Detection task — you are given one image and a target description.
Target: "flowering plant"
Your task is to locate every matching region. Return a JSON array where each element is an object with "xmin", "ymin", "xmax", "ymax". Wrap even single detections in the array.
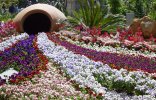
[
  {"xmin": 37, "ymin": 32, "xmax": 156, "ymax": 99},
  {"xmin": 0, "ymin": 34, "xmax": 48, "ymax": 85},
  {"xmin": 61, "ymin": 25, "xmax": 156, "ymax": 53},
  {"xmin": 47, "ymin": 32, "xmax": 156, "ymax": 73},
  {"xmin": 0, "ymin": 21, "xmax": 18, "ymax": 42}
]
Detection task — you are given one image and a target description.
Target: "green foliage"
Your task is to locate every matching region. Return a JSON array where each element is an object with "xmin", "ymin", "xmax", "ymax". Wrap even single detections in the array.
[
  {"xmin": 78, "ymin": 0, "xmax": 106, "ymax": 28},
  {"xmin": 0, "ymin": 94, "xmax": 11, "ymax": 100},
  {"xmin": 0, "ymin": 12, "xmax": 16, "ymax": 22},
  {"xmin": 148, "ymin": 12, "xmax": 156, "ymax": 20},
  {"xmin": 108, "ymin": 0, "xmax": 122, "ymax": 14},
  {"xmin": 148, "ymin": 1, "xmax": 156, "ymax": 20},
  {"xmin": 100, "ymin": 14, "xmax": 125, "ymax": 32},
  {"xmin": 18, "ymin": 0, "xmax": 28, "ymax": 8},
  {"xmin": 119, "ymin": 1, "xmax": 133, "ymax": 15},
  {"xmin": 134, "ymin": 0, "xmax": 145, "ymax": 18},
  {"xmin": 0, "ymin": 0, "xmax": 18, "ymax": 7},
  {"xmin": 67, "ymin": 0, "xmax": 125, "ymax": 32},
  {"xmin": 142, "ymin": 0, "xmax": 153, "ymax": 15},
  {"xmin": 121, "ymin": 0, "xmax": 155, "ymax": 18},
  {"xmin": 93, "ymin": 73, "xmax": 146, "ymax": 95}
]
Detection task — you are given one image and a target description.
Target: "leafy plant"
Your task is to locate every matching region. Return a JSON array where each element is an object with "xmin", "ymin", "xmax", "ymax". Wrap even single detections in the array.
[
  {"xmin": 0, "ymin": 0, "xmax": 18, "ymax": 7},
  {"xmin": 148, "ymin": 1, "xmax": 156, "ymax": 20},
  {"xmin": 124, "ymin": 0, "xmax": 154, "ymax": 18},
  {"xmin": 134, "ymin": 0, "xmax": 145, "ymax": 18},
  {"xmin": 18, "ymin": 0, "xmax": 29, "ymax": 8},
  {"xmin": 0, "ymin": 12, "xmax": 16, "ymax": 22},
  {"xmin": 0, "ymin": 94, "xmax": 11, "ymax": 100},
  {"xmin": 67, "ymin": 0, "xmax": 125, "ymax": 32},
  {"xmin": 108, "ymin": 0, "xmax": 122, "ymax": 14},
  {"xmin": 94, "ymin": 73, "xmax": 142, "ymax": 95}
]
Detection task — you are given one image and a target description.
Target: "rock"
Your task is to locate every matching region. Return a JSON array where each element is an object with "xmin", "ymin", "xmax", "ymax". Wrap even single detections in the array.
[
  {"xmin": 129, "ymin": 18, "xmax": 141, "ymax": 34},
  {"xmin": 129, "ymin": 16, "xmax": 156, "ymax": 38},
  {"xmin": 140, "ymin": 16, "xmax": 156, "ymax": 38}
]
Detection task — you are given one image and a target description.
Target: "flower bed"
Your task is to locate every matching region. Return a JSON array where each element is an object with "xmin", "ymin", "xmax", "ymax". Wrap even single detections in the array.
[
  {"xmin": 0, "ymin": 62, "xmax": 90, "ymax": 99},
  {"xmin": 0, "ymin": 33, "xmax": 28, "ymax": 52},
  {"xmin": 0, "ymin": 31, "xmax": 155, "ymax": 99},
  {"xmin": 0, "ymin": 21, "xmax": 18, "ymax": 42},
  {"xmin": 57, "ymin": 33, "xmax": 156, "ymax": 58},
  {"xmin": 37, "ymin": 32, "xmax": 156, "ymax": 99},
  {"xmin": 0, "ymin": 32, "xmax": 91, "ymax": 99},
  {"xmin": 0, "ymin": 34, "xmax": 48, "ymax": 85},
  {"xmin": 60, "ymin": 25, "xmax": 156, "ymax": 53},
  {"xmin": 47, "ymin": 33, "xmax": 156, "ymax": 73},
  {"xmin": 0, "ymin": 19, "xmax": 155, "ymax": 99}
]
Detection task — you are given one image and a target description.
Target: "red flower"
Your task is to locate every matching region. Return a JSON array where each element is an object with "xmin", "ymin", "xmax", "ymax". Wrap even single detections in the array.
[
  {"xmin": 10, "ymin": 79, "xmax": 16, "ymax": 83},
  {"xmin": 128, "ymin": 28, "xmax": 133, "ymax": 34},
  {"xmin": 98, "ymin": 93, "xmax": 103, "ymax": 96},
  {"xmin": 93, "ymin": 93, "xmax": 97, "ymax": 97},
  {"xmin": 102, "ymin": 32, "xmax": 110, "ymax": 37}
]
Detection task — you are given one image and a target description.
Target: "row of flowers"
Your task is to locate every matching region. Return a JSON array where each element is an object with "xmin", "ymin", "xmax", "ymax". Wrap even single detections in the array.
[
  {"xmin": 0, "ymin": 33, "xmax": 29, "ymax": 52},
  {"xmin": 0, "ymin": 21, "xmax": 18, "ymax": 42},
  {"xmin": 62, "ymin": 25, "xmax": 156, "ymax": 53},
  {"xmin": 56, "ymin": 32, "xmax": 156, "ymax": 58},
  {"xmin": 47, "ymin": 33, "xmax": 156, "ymax": 73},
  {"xmin": 0, "ymin": 62, "xmax": 91, "ymax": 99},
  {"xmin": 0, "ymin": 34, "xmax": 48, "ymax": 86},
  {"xmin": 0, "ymin": 33, "xmax": 89, "ymax": 99},
  {"xmin": 37, "ymin": 32, "xmax": 156, "ymax": 99}
]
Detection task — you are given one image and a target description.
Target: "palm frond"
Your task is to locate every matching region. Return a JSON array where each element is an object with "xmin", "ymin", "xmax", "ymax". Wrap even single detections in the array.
[{"xmin": 67, "ymin": 0, "xmax": 125, "ymax": 32}]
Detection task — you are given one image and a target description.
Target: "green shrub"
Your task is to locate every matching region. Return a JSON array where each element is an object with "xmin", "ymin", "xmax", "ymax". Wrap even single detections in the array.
[
  {"xmin": 148, "ymin": 1, "xmax": 156, "ymax": 20},
  {"xmin": 68, "ymin": 0, "xmax": 125, "ymax": 32},
  {"xmin": 0, "ymin": 12, "xmax": 16, "ymax": 22},
  {"xmin": 108, "ymin": 0, "xmax": 122, "ymax": 14},
  {"xmin": 93, "ymin": 73, "xmax": 146, "ymax": 95}
]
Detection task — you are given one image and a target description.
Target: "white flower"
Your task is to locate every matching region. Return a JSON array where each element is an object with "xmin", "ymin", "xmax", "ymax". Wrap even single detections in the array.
[
  {"xmin": 36, "ymin": 32, "xmax": 156, "ymax": 99},
  {"xmin": 0, "ymin": 33, "xmax": 29, "ymax": 51}
]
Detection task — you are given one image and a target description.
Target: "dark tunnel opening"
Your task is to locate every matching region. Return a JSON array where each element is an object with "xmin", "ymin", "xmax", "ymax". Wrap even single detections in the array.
[{"xmin": 23, "ymin": 13, "xmax": 51, "ymax": 35}]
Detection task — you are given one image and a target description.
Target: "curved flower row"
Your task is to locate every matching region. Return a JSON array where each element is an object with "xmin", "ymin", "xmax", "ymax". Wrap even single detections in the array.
[
  {"xmin": 0, "ymin": 62, "xmax": 90, "ymax": 99},
  {"xmin": 0, "ymin": 34, "xmax": 48, "ymax": 85},
  {"xmin": 58, "ymin": 33, "xmax": 156, "ymax": 58},
  {"xmin": 0, "ymin": 33, "xmax": 29, "ymax": 52},
  {"xmin": 37, "ymin": 32, "xmax": 156, "ymax": 99},
  {"xmin": 47, "ymin": 33, "xmax": 156, "ymax": 73}
]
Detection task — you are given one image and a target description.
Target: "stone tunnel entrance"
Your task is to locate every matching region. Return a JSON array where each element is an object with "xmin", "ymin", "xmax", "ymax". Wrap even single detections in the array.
[{"xmin": 23, "ymin": 13, "xmax": 51, "ymax": 35}]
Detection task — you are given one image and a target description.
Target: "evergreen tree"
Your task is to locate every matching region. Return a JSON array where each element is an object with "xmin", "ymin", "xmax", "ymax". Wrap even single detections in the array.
[
  {"xmin": 135, "ymin": 0, "xmax": 145, "ymax": 18},
  {"xmin": 108, "ymin": 0, "xmax": 121, "ymax": 14},
  {"xmin": 18, "ymin": 0, "xmax": 28, "ymax": 8}
]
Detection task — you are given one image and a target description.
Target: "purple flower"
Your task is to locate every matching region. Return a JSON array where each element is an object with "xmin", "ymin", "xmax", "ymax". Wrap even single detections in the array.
[{"xmin": 48, "ymin": 34, "xmax": 156, "ymax": 73}]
